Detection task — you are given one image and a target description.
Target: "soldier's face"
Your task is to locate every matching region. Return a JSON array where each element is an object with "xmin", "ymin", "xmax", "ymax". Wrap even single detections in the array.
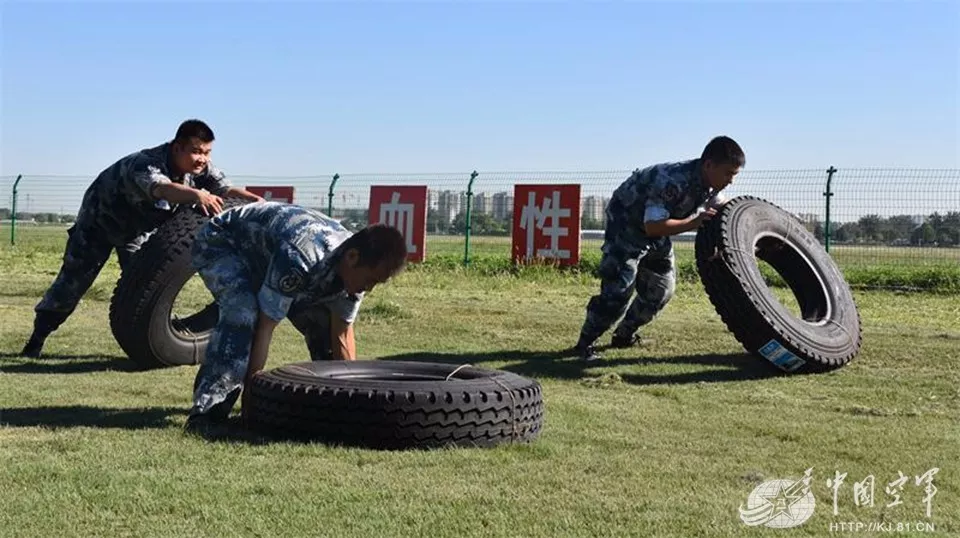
[
  {"xmin": 704, "ymin": 160, "xmax": 741, "ymax": 190},
  {"xmin": 340, "ymin": 252, "xmax": 398, "ymax": 295},
  {"xmin": 172, "ymin": 137, "xmax": 213, "ymax": 176}
]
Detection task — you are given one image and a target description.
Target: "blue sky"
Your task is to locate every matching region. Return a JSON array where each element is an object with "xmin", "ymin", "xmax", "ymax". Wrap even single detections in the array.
[{"xmin": 1, "ymin": 0, "xmax": 958, "ymax": 179}]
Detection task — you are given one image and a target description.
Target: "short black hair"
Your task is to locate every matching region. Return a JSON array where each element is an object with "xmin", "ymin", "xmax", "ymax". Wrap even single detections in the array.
[
  {"xmin": 174, "ymin": 119, "xmax": 215, "ymax": 144},
  {"xmin": 701, "ymin": 135, "xmax": 745, "ymax": 167},
  {"xmin": 339, "ymin": 224, "xmax": 408, "ymax": 274}
]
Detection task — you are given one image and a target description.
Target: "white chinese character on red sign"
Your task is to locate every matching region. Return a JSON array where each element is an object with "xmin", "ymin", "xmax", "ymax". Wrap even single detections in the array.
[{"xmin": 379, "ymin": 192, "xmax": 417, "ymax": 254}]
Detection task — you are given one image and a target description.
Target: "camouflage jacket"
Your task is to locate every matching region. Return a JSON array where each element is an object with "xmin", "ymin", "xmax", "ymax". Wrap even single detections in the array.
[
  {"xmin": 77, "ymin": 142, "xmax": 232, "ymax": 245},
  {"xmin": 194, "ymin": 201, "xmax": 363, "ymax": 324},
  {"xmin": 607, "ymin": 158, "xmax": 726, "ymax": 240}
]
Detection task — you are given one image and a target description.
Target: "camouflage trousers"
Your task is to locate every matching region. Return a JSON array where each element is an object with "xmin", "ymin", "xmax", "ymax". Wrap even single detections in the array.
[
  {"xmin": 577, "ymin": 230, "xmax": 677, "ymax": 346},
  {"xmin": 33, "ymin": 221, "xmax": 153, "ymax": 333},
  {"xmin": 189, "ymin": 229, "xmax": 333, "ymax": 419}
]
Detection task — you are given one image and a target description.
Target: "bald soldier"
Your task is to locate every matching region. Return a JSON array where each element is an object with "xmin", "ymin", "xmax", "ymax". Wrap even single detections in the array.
[
  {"xmin": 22, "ymin": 119, "xmax": 263, "ymax": 358},
  {"xmin": 574, "ymin": 136, "xmax": 746, "ymax": 362}
]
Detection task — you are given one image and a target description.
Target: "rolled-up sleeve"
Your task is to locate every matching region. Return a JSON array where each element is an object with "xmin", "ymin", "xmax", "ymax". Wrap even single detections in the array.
[
  {"xmin": 131, "ymin": 164, "xmax": 172, "ymax": 203},
  {"xmin": 197, "ymin": 164, "xmax": 232, "ymax": 196},
  {"xmin": 643, "ymin": 171, "xmax": 674, "ymax": 223},
  {"xmin": 643, "ymin": 194, "xmax": 670, "ymax": 223}
]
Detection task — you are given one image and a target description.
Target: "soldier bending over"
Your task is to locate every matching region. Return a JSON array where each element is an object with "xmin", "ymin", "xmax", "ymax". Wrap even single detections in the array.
[{"xmin": 184, "ymin": 201, "xmax": 408, "ymax": 432}]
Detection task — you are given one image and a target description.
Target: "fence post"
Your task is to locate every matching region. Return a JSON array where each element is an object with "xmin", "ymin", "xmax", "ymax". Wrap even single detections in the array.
[
  {"xmin": 464, "ymin": 170, "xmax": 478, "ymax": 266},
  {"xmin": 11, "ymin": 174, "xmax": 22, "ymax": 246},
  {"xmin": 823, "ymin": 166, "xmax": 836, "ymax": 253},
  {"xmin": 328, "ymin": 173, "xmax": 339, "ymax": 217}
]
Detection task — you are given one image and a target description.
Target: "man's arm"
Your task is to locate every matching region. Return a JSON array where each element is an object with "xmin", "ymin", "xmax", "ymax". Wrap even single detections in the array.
[
  {"xmin": 241, "ymin": 310, "xmax": 280, "ymax": 416},
  {"xmin": 644, "ymin": 209, "xmax": 716, "ymax": 237},
  {"xmin": 197, "ymin": 164, "xmax": 265, "ymax": 203},
  {"xmin": 330, "ymin": 316, "xmax": 357, "ymax": 360},
  {"xmin": 130, "ymin": 164, "xmax": 224, "ymax": 216},
  {"xmin": 641, "ymin": 170, "xmax": 721, "ymax": 238},
  {"xmin": 246, "ymin": 310, "xmax": 280, "ymax": 381},
  {"xmin": 151, "ymin": 182, "xmax": 224, "ymax": 216}
]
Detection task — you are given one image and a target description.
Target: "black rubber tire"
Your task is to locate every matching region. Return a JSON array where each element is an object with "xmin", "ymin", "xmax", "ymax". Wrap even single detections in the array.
[
  {"xmin": 694, "ymin": 195, "xmax": 862, "ymax": 373},
  {"xmin": 244, "ymin": 360, "xmax": 545, "ymax": 449},
  {"xmin": 109, "ymin": 197, "xmax": 249, "ymax": 369}
]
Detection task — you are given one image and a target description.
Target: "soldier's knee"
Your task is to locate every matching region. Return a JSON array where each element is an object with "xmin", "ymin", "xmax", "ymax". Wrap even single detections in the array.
[
  {"xmin": 661, "ymin": 277, "xmax": 676, "ymax": 306},
  {"xmin": 649, "ymin": 273, "xmax": 676, "ymax": 308},
  {"xmin": 597, "ymin": 254, "xmax": 637, "ymax": 291},
  {"xmin": 587, "ymin": 291, "xmax": 630, "ymax": 316}
]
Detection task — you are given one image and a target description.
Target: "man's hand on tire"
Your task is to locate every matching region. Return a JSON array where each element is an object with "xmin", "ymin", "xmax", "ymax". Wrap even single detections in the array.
[
  {"xmin": 698, "ymin": 207, "xmax": 718, "ymax": 222},
  {"xmin": 195, "ymin": 191, "xmax": 224, "ymax": 216}
]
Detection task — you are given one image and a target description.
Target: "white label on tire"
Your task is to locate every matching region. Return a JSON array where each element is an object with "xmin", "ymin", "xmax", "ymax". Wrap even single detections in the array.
[{"xmin": 758, "ymin": 340, "xmax": 807, "ymax": 372}]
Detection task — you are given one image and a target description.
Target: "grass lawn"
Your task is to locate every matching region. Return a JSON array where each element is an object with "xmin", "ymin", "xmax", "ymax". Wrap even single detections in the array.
[{"xmin": 1, "ymin": 228, "xmax": 958, "ymax": 537}]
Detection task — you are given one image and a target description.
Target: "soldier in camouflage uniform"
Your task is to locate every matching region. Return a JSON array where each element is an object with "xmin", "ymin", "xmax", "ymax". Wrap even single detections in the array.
[
  {"xmin": 574, "ymin": 136, "xmax": 746, "ymax": 362},
  {"xmin": 184, "ymin": 201, "xmax": 408, "ymax": 432},
  {"xmin": 21, "ymin": 119, "xmax": 264, "ymax": 358}
]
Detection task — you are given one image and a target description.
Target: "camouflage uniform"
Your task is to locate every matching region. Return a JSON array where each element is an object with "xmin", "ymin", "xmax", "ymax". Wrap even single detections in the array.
[
  {"xmin": 188, "ymin": 201, "xmax": 363, "ymax": 420},
  {"xmin": 28, "ymin": 142, "xmax": 232, "ymax": 341},
  {"xmin": 576, "ymin": 158, "xmax": 726, "ymax": 354}
]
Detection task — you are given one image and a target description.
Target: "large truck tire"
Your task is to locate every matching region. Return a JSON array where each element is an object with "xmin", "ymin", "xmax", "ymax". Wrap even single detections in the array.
[
  {"xmin": 244, "ymin": 360, "xmax": 545, "ymax": 449},
  {"xmin": 109, "ymin": 197, "xmax": 250, "ymax": 369},
  {"xmin": 694, "ymin": 195, "xmax": 862, "ymax": 373}
]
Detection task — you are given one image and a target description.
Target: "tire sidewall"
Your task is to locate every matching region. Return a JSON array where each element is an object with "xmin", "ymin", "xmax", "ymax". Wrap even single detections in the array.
[{"xmin": 721, "ymin": 199, "xmax": 861, "ymax": 368}]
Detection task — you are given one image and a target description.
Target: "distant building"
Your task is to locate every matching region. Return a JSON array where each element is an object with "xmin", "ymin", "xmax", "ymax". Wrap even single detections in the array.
[
  {"xmin": 437, "ymin": 190, "xmax": 462, "ymax": 223},
  {"xmin": 473, "ymin": 192, "xmax": 490, "ymax": 215},
  {"xmin": 581, "ymin": 196, "xmax": 607, "ymax": 224},
  {"xmin": 492, "ymin": 191, "xmax": 514, "ymax": 220}
]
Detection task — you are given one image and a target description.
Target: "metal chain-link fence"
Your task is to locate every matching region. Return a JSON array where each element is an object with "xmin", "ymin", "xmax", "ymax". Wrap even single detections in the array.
[{"xmin": 3, "ymin": 167, "xmax": 959, "ymax": 272}]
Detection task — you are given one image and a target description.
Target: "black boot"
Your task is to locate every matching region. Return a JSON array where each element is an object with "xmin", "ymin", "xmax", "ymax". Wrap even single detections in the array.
[
  {"xmin": 21, "ymin": 311, "xmax": 70, "ymax": 358},
  {"xmin": 21, "ymin": 332, "xmax": 47, "ymax": 358},
  {"xmin": 573, "ymin": 335, "xmax": 602, "ymax": 362}
]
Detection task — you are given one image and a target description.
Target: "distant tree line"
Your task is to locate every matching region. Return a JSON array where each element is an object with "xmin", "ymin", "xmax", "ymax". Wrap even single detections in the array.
[
  {"xmin": 801, "ymin": 212, "xmax": 960, "ymax": 247},
  {"xmin": 0, "ymin": 208, "xmax": 76, "ymax": 224}
]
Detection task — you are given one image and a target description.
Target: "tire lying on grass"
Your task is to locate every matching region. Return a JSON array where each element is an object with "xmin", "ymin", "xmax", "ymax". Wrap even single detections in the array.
[
  {"xmin": 694, "ymin": 195, "xmax": 862, "ymax": 373},
  {"xmin": 244, "ymin": 360, "xmax": 545, "ymax": 449},
  {"xmin": 109, "ymin": 197, "xmax": 250, "ymax": 369}
]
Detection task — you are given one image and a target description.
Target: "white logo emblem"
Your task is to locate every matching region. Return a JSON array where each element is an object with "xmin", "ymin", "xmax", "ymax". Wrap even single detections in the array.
[
  {"xmin": 739, "ymin": 468, "xmax": 816, "ymax": 528},
  {"xmin": 278, "ymin": 269, "xmax": 305, "ymax": 293}
]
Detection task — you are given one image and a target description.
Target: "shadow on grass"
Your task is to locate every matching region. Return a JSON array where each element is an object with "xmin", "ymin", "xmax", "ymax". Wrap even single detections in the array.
[
  {"xmin": 0, "ymin": 404, "xmax": 272, "ymax": 445},
  {"xmin": 0, "ymin": 353, "xmax": 142, "ymax": 374},
  {"xmin": 375, "ymin": 349, "xmax": 784, "ymax": 385},
  {"xmin": 189, "ymin": 351, "xmax": 784, "ymax": 447},
  {"xmin": 0, "ymin": 405, "xmax": 186, "ymax": 429}
]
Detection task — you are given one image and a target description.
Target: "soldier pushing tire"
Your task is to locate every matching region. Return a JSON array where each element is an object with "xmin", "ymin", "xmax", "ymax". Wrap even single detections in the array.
[
  {"xmin": 694, "ymin": 195, "xmax": 863, "ymax": 373},
  {"xmin": 20, "ymin": 119, "xmax": 264, "ymax": 360},
  {"xmin": 109, "ymin": 197, "xmax": 251, "ymax": 369}
]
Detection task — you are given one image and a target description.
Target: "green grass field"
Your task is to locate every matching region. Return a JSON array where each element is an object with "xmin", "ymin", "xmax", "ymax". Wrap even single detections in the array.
[{"xmin": 1, "ymin": 227, "xmax": 958, "ymax": 537}]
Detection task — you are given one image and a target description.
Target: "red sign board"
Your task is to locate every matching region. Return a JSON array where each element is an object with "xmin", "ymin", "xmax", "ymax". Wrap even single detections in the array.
[
  {"xmin": 368, "ymin": 185, "xmax": 428, "ymax": 263},
  {"xmin": 512, "ymin": 184, "xmax": 581, "ymax": 266},
  {"xmin": 244, "ymin": 186, "xmax": 295, "ymax": 204}
]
